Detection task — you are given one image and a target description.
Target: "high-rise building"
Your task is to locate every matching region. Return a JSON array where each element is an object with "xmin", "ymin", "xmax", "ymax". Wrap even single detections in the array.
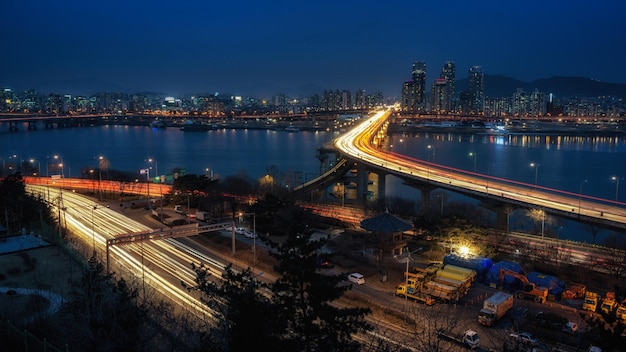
[
  {"xmin": 467, "ymin": 66, "xmax": 484, "ymax": 115},
  {"xmin": 401, "ymin": 61, "xmax": 427, "ymax": 113},
  {"xmin": 431, "ymin": 78, "xmax": 448, "ymax": 114},
  {"xmin": 440, "ymin": 61, "xmax": 455, "ymax": 113}
]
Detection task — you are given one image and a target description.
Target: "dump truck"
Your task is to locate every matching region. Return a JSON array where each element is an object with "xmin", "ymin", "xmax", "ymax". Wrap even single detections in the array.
[
  {"xmin": 403, "ymin": 271, "xmax": 463, "ymax": 301},
  {"xmin": 422, "ymin": 280, "xmax": 462, "ymax": 302},
  {"xmin": 437, "ymin": 329, "xmax": 480, "ymax": 349},
  {"xmin": 478, "ymin": 291, "xmax": 514, "ymax": 326},
  {"xmin": 435, "ymin": 268, "xmax": 472, "ymax": 291},
  {"xmin": 615, "ymin": 299, "xmax": 626, "ymax": 324},
  {"xmin": 500, "ymin": 268, "xmax": 548, "ymax": 303},
  {"xmin": 600, "ymin": 292, "xmax": 618, "ymax": 315},
  {"xmin": 195, "ymin": 210, "xmax": 210, "ymax": 221},
  {"xmin": 413, "ymin": 265, "xmax": 472, "ymax": 293},
  {"xmin": 395, "ymin": 283, "xmax": 436, "ymax": 305},
  {"xmin": 582, "ymin": 291, "xmax": 599, "ymax": 312},
  {"xmin": 562, "ymin": 283, "xmax": 586, "ymax": 300},
  {"xmin": 431, "ymin": 263, "xmax": 477, "ymax": 283}
]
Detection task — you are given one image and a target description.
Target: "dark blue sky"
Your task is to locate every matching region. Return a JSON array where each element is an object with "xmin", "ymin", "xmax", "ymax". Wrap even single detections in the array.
[{"xmin": 2, "ymin": 0, "xmax": 625, "ymax": 98}]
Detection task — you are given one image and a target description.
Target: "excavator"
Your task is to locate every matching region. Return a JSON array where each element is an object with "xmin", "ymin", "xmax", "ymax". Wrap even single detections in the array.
[{"xmin": 499, "ymin": 268, "xmax": 548, "ymax": 304}]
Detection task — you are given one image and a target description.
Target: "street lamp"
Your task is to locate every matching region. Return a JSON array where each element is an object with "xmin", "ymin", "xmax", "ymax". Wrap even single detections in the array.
[
  {"xmin": 29, "ymin": 158, "xmax": 41, "ymax": 177},
  {"xmin": 239, "ymin": 212, "xmax": 257, "ymax": 267},
  {"xmin": 394, "ymin": 247, "xmax": 415, "ymax": 321},
  {"xmin": 612, "ymin": 176, "xmax": 620, "ymax": 201},
  {"xmin": 91, "ymin": 205, "xmax": 98, "ymax": 259},
  {"xmin": 427, "ymin": 145, "xmax": 435, "ymax": 162},
  {"xmin": 578, "ymin": 180, "xmax": 588, "ymax": 215},
  {"xmin": 436, "ymin": 194, "xmax": 444, "ymax": 215},
  {"xmin": 530, "ymin": 162, "xmax": 540, "ymax": 188},
  {"xmin": 9, "ymin": 154, "xmax": 22, "ymax": 173},
  {"xmin": 148, "ymin": 158, "xmax": 158, "ymax": 182},
  {"xmin": 336, "ymin": 182, "xmax": 345, "ymax": 207},
  {"xmin": 468, "ymin": 152, "xmax": 477, "ymax": 172}
]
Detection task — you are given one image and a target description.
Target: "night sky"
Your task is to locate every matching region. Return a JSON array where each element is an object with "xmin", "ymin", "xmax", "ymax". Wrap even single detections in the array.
[{"xmin": 2, "ymin": 0, "xmax": 625, "ymax": 98}]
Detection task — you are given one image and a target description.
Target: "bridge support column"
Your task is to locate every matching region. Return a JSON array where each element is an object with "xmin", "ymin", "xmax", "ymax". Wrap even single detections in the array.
[
  {"xmin": 356, "ymin": 164, "xmax": 368, "ymax": 203},
  {"xmin": 421, "ymin": 188, "xmax": 431, "ymax": 208},
  {"xmin": 495, "ymin": 208, "xmax": 509, "ymax": 232},
  {"xmin": 376, "ymin": 171, "xmax": 386, "ymax": 200}
]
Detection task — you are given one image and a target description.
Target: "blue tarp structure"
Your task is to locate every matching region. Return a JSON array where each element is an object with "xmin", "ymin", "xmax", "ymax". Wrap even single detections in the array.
[
  {"xmin": 443, "ymin": 254, "xmax": 493, "ymax": 283},
  {"xmin": 485, "ymin": 261, "xmax": 524, "ymax": 290},
  {"xmin": 527, "ymin": 271, "xmax": 565, "ymax": 298}
]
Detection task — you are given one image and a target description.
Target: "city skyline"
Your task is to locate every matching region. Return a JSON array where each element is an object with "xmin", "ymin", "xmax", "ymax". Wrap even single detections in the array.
[{"xmin": 2, "ymin": 1, "xmax": 626, "ymax": 98}]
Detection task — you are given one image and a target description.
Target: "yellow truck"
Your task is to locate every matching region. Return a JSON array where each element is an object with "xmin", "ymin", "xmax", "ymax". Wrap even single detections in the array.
[
  {"xmin": 582, "ymin": 291, "xmax": 599, "ymax": 312},
  {"xmin": 600, "ymin": 292, "xmax": 618, "ymax": 315},
  {"xmin": 395, "ymin": 282, "xmax": 436, "ymax": 306},
  {"xmin": 615, "ymin": 300, "xmax": 626, "ymax": 324}
]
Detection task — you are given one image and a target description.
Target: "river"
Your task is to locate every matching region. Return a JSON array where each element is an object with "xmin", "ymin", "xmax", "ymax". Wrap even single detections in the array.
[{"xmin": 1, "ymin": 121, "xmax": 625, "ymax": 243}]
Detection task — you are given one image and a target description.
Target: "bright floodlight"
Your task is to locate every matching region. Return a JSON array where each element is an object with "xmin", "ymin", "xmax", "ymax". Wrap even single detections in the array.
[{"xmin": 459, "ymin": 246, "xmax": 470, "ymax": 257}]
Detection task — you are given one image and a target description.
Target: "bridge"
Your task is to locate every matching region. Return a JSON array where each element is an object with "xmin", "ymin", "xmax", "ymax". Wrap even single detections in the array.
[{"xmin": 294, "ymin": 110, "xmax": 626, "ymax": 232}]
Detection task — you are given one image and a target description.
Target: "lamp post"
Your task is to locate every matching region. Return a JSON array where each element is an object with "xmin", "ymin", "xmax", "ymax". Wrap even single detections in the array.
[
  {"xmin": 148, "ymin": 158, "xmax": 157, "ymax": 182},
  {"xmin": 612, "ymin": 176, "xmax": 620, "ymax": 201},
  {"xmin": 147, "ymin": 166, "xmax": 151, "ymax": 199},
  {"xmin": 579, "ymin": 180, "xmax": 588, "ymax": 215},
  {"xmin": 9, "ymin": 154, "xmax": 22, "ymax": 173},
  {"xmin": 427, "ymin": 145, "xmax": 435, "ymax": 162},
  {"xmin": 29, "ymin": 159, "xmax": 41, "ymax": 177},
  {"xmin": 436, "ymin": 194, "xmax": 444, "ymax": 215},
  {"xmin": 469, "ymin": 152, "xmax": 477, "ymax": 172},
  {"xmin": 530, "ymin": 162, "xmax": 540, "ymax": 189},
  {"xmin": 91, "ymin": 205, "xmax": 97, "ymax": 259},
  {"xmin": 336, "ymin": 182, "xmax": 345, "ymax": 207},
  {"xmin": 541, "ymin": 210, "xmax": 546, "ymax": 239},
  {"xmin": 239, "ymin": 212, "xmax": 257, "ymax": 267},
  {"xmin": 394, "ymin": 247, "xmax": 415, "ymax": 322}
]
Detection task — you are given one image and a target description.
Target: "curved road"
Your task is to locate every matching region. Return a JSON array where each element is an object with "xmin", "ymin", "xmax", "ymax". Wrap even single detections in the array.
[{"xmin": 334, "ymin": 110, "xmax": 626, "ymax": 231}]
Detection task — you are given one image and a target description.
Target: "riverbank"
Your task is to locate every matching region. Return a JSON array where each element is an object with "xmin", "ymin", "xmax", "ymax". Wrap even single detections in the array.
[{"xmin": 389, "ymin": 120, "xmax": 626, "ymax": 136}]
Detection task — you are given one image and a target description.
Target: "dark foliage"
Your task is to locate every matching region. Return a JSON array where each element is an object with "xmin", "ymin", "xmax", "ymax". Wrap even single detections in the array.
[{"xmin": 0, "ymin": 172, "xmax": 54, "ymax": 234}]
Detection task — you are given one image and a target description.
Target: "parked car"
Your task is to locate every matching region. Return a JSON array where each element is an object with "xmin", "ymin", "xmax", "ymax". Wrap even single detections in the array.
[
  {"xmin": 509, "ymin": 331, "xmax": 539, "ymax": 345},
  {"xmin": 244, "ymin": 230, "xmax": 257, "ymax": 239},
  {"xmin": 562, "ymin": 321, "xmax": 579, "ymax": 334},
  {"xmin": 348, "ymin": 273, "xmax": 365, "ymax": 285}
]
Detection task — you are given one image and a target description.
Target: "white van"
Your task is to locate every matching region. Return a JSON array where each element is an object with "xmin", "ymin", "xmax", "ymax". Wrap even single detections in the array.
[{"xmin": 348, "ymin": 273, "xmax": 365, "ymax": 285}]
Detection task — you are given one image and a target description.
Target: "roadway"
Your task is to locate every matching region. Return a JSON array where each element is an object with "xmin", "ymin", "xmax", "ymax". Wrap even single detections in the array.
[
  {"xmin": 333, "ymin": 110, "xmax": 626, "ymax": 232},
  {"xmin": 26, "ymin": 184, "xmax": 226, "ymax": 321}
]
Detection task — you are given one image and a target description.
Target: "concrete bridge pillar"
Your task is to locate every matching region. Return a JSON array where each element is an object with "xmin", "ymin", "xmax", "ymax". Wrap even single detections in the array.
[
  {"xmin": 495, "ymin": 208, "xmax": 510, "ymax": 232},
  {"xmin": 357, "ymin": 164, "xmax": 368, "ymax": 203},
  {"xmin": 421, "ymin": 188, "xmax": 431, "ymax": 208},
  {"xmin": 376, "ymin": 171, "xmax": 386, "ymax": 200}
]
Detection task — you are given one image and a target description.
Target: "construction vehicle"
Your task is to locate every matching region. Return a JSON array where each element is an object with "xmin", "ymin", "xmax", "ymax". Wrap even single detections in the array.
[
  {"xmin": 615, "ymin": 299, "xmax": 626, "ymax": 324},
  {"xmin": 400, "ymin": 272, "xmax": 463, "ymax": 302},
  {"xmin": 562, "ymin": 283, "xmax": 586, "ymax": 300},
  {"xmin": 437, "ymin": 329, "xmax": 480, "ymax": 349},
  {"xmin": 429, "ymin": 263, "xmax": 477, "ymax": 283},
  {"xmin": 412, "ymin": 265, "xmax": 472, "ymax": 293},
  {"xmin": 395, "ymin": 284, "xmax": 436, "ymax": 305},
  {"xmin": 404, "ymin": 268, "xmax": 467, "ymax": 302},
  {"xmin": 582, "ymin": 291, "xmax": 599, "ymax": 312},
  {"xmin": 422, "ymin": 280, "xmax": 462, "ymax": 301},
  {"xmin": 195, "ymin": 210, "xmax": 210, "ymax": 221},
  {"xmin": 435, "ymin": 268, "xmax": 472, "ymax": 292},
  {"xmin": 499, "ymin": 268, "xmax": 548, "ymax": 303},
  {"xmin": 600, "ymin": 292, "xmax": 618, "ymax": 315},
  {"xmin": 478, "ymin": 291, "xmax": 514, "ymax": 326}
]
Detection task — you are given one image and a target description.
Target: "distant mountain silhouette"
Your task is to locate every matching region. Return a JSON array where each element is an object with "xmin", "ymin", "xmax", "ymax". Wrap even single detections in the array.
[{"xmin": 456, "ymin": 75, "xmax": 626, "ymax": 99}]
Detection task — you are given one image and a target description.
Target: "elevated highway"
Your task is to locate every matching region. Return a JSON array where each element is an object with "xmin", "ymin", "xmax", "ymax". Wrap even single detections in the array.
[{"xmin": 306, "ymin": 109, "xmax": 626, "ymax": 232}]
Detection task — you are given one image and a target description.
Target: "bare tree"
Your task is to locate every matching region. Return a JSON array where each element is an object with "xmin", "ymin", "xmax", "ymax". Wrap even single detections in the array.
[
  {"xmin": 584, "ymin": 223, "xmax": 603, "ymax": 244},
  {"xmin": 600, "ymin": 233, "xmax": 626, "ymax": 288}
]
